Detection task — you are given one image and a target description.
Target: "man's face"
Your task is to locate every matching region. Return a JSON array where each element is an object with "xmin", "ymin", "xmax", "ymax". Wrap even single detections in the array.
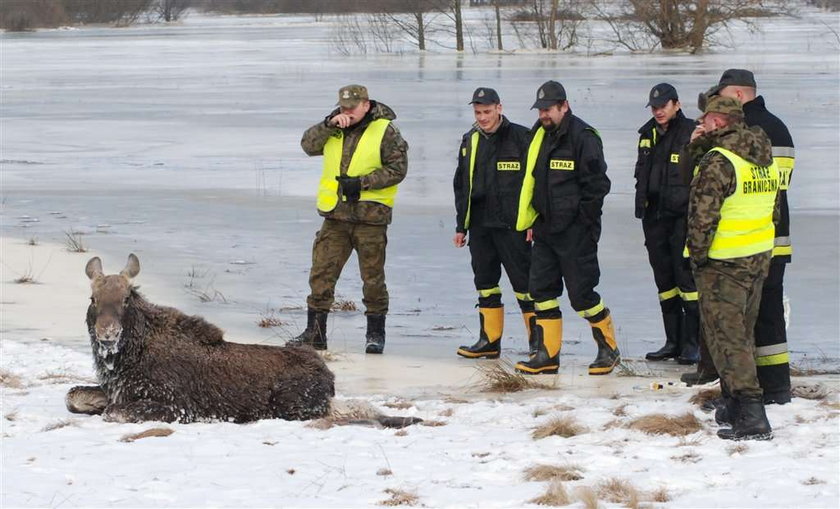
[
  {"xmin": 538, "ymin": 102, "xmax": 568, "ymax": 129},
  {"xmin": 339, "ymin": 100, "xmax": 371, "ymax": 126},
  {"xmin": 473, "ymin": 103, "xmax": 502, "ymax": 132},
  {"xmin": 651, "ymin": 100, "xmax": 681, "ymax": 127}
]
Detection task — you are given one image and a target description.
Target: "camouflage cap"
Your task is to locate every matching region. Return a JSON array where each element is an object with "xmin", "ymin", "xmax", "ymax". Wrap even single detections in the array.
[
  {"xmin": 337, "ymin": 84, "xmax": 369, "ymax": 108},
  {"xmin": 701, "ymin": 95, "xmax": 744, "ymax": 119}
]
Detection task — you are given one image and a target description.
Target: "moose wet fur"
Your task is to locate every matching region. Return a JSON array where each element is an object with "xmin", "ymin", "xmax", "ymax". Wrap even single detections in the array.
[{"xmin": 67, "ymin": 254, "xmax": 336, "ymax": 424}]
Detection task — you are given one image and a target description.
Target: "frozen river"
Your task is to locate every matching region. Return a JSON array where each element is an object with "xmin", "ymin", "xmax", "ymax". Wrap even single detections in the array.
[{"xmin": 2, "ymin": 11, "xmax": 839, "ymax": 366}]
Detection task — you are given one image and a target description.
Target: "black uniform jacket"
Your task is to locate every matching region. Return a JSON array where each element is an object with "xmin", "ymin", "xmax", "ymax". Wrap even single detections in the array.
[
  {"xmin": 454, "ymin": 116, "xmax": 530, "ymax": 233},
  {"xmin": 530, "ymin": 111, "xmax": 611, "ymax": 235},
  {"xmin": 744, "ymin": 96, "xmax": 795, "ymax": 264},
  {"xmin": 634, "ymin": 109, "xmax": 695, "ymax": 219}
]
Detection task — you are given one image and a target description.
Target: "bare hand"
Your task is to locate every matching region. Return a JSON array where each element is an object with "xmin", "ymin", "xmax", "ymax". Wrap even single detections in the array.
[
  {"xmin": 690, "ymin": 125, "xmax": 706, "ymax": 142},
  {"xmin": 330, "ymin": 113, "xmax": 354, "ymax": 129},
  {"xmin": 453, "ymin": 232, "xmax": 467, "ymax": 247},
  {"xmin": 526, "ymin": 229, "xmax": 534, "ymax": 243}
]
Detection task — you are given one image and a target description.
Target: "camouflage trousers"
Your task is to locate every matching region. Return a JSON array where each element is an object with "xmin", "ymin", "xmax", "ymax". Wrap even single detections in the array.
[
  {"xmin": 694, "ymin": 252, "xmax": 771, "ymax": 399},
  {"xmin": 306, "ymin": 219, "xmax": 388, "ymax": 315}
]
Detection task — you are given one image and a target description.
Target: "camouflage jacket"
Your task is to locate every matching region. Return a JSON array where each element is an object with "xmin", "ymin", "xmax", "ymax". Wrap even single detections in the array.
[
  {"xmin": 301, "ymin": 101, "xmax": 409, "ymax": 225},
  {"xmin": 686, "ymin": 121, "xmax": 779, "ymax": 269}
]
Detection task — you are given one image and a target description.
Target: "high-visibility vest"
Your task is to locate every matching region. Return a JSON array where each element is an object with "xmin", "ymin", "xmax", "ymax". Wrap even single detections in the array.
[
  {"xmin": 703, "ymin": 147, "xmax": 780, "ymax": 260},
  {"xmin": 462, "ymin": 131, "xmax": 480, "ymax": 230},
  {"xmin": 317, "ymin": 118, "xmax": 397, "ymax": 213},
  {"xmin": 515, "ymin": 126, "xmax": 545, "ymax": 231}
]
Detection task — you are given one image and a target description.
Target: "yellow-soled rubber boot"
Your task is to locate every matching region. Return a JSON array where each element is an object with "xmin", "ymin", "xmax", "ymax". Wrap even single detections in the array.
[
  {"xmin": 457, "ymin": 306, "xmax": 504, "ymax": 359},
  {"xmin": 588, "ymin": 312, "xmax": 620, "ymax": 375},
  {"xmin": 515, "ymin": 317, "xmax": 562, "ymax": 375},
  {"xmin": 522, "ymin": 311, "xmax": 536, "ymax": 357}
]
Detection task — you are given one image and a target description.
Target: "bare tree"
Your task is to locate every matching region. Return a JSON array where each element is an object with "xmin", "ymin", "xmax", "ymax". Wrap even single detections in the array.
[
  {"xmin": 591, "ymin": 0, "xmax": 789, "ymax": 53},
  {"xmin": 153, "ymin": 0, "xmax": 191, "ymax": 22},
  {"xmin": 330, "ymin": 14, "xmax": 369, "ymax": 55},
  {"xmin": 508, "ymin": 0, "xmax": 584, "ymax": 50},
  {"xmin": 379, "ymin": 1, "xmax": 441, "ymax": 51},
  {"xmin": 494, "ymin": 0, "xmax": 504, "ymax": 50}
]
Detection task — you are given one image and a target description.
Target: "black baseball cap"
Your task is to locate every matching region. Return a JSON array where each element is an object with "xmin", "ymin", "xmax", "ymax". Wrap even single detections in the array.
[
  {"xmin": 531, "ymin": 80, "xmax": 566, "ymax": 109},
  {"xmin": 708, "ymin": 68, "xmax": 757, "ymax": 96},
  {"xmin": 646, "ymin": 83, "xmax": 678, "ymax": 107},
  {"xmin": 469, "ymin": 87, "xmax": 500, "ymax": 105}
]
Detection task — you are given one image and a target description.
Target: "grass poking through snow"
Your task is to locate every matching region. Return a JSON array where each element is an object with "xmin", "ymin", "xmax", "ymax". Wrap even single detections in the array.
[
  {"xmin": 378, "ymin": 488, "xmax": 419, "ymax": 506},
  {"xmin": 627, "ymin": 412, "xmax": 703, "ymax": 436},
  {"xmin": 689, "ymin": 387, "xmax": 722, "ymax": 407},
  {"xmin": 475, "ymin": 359, "xmax": 556, "ymax": 393},
  {"xmin": 532, "ymin": 415, "xmax": 587, "ymax": 439},
  {"xmin": 120, "ymin": 427, "xmax": 174, "ymax": 442},
  {"xmin": 0, "ymin": 369, "xmax": 25, "ymax": 389},
  {"xmin": 523, "ymin": 464, "xmax": 584, "ymax": 482},
  {"xmin": 529, "ymin": 480, "xmax": 571, "ymax": 506}
]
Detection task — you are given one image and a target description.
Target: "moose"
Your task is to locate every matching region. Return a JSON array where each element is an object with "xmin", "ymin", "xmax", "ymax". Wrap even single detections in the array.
[{"xmin": 66, "ymin": 254, "xmax": 419, "ymax": 427}]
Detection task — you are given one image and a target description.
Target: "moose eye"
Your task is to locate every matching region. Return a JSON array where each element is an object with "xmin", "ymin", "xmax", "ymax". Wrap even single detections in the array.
[{"xmin": 90, "ymin": 297, "xmax": 96, "ymax": 305}]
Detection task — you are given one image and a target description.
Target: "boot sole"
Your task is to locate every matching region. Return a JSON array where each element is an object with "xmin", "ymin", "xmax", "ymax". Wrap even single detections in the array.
[
  {"xmin": 514, "ymin": 364, "xmax": 559, "ymax": 375},
  {"xmin": 645, "ymin": 354, "xmax": 679, "ymax": 361},
  {"xmin": 589, "ymin": 358, "xmax": 620, "ymax": 376},
  {"xmin": 718, "ymin": 430, "xmax": 773, "ymax": 441},
  {"xmin": 456, "ymin": 348, "xmax": 500, "ymax": 359}
]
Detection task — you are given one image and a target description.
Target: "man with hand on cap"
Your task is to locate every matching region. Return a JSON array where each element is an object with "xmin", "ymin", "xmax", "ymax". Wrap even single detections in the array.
[
  {"xmin": 634, "ymin": 83, "xmax": 700, "ymax": 366},
  {"xmin": 686, "ymin": 95, "xmax": 780, "ymax": 440},
  {"xmin": 453, "ymin": 87, "xmax": 533, "ymax": 359},
  {"xmin": 294, "ymin": 84, "xmax": 408, "ymax": 354},
  {"xmin": 513, "ymin": 80, "xmax": 618, "ymax": 376},
  {"xmin": 687, "ymin": 69, "xmax": 795, "ymax": 405}
]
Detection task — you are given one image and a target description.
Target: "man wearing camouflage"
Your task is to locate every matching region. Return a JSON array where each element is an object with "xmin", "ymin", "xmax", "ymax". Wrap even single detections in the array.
[
  {"xmin": 292, "ymin": 84, "xmax": 408, "ymax": 354},
  {"xmin": 686, "ymin": 95, "xmax": 780, "ymax": 441}
]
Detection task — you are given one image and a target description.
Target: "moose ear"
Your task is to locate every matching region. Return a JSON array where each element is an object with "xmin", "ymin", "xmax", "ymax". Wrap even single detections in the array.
[
  {"xmin": 121, "ymin": 253, "xmax": 140, "ymax": 279},
  {"xmin": 85, "ymin": 257, "xmax": 103, "ymax": 280}
]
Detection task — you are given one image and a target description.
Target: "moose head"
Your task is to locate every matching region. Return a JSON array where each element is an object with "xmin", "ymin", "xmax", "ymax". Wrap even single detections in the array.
[{"xmin": 85, "ymin": 254, "xmax": 140, "ymax": 357}]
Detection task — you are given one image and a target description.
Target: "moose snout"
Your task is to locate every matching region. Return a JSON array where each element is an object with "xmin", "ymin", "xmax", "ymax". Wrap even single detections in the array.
[{"xmin": 96, "ymin": 324, "xmax": 123, "ymax": 345}]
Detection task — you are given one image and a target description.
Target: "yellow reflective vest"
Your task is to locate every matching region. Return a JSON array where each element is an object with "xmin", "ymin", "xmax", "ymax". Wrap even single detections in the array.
[
  {"xmin": 515, "ymin": 126, "xmax": 545, "ymax": 231},
  {"xmin": 702, "ymin": 147, "xmax": 780, "ymax": 260},
  {"xmin": 317, "ymin": 118, "xmax": 397, "ymax": 213}
]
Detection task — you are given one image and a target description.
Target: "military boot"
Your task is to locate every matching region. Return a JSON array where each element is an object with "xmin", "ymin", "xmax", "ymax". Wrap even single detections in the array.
[
  {"xmin": 522, "ymin": 311, "xmax": 536, "ymax": 357},
  {"xmin": 677, "ymin": 302, "xmax": 699, "ymax": 364},
  {"xmin": 457, "ymin": 306, "xmax": 504, "ymax": 359},
  {"xmin": 645, "ymin": 311, "xmax": 681, "ymax": 361},
  {"xmin": 365, "ymin": 314, "xmax": 386, "ymax": 354},
  {"xmin": 717, "ymin": 397, "xmax": 773, "ymax": 441},
  {"xmin": 680, "ymin": 331, "xmax": 719, "ymax": 385},
  {"xmin": 515, "ymin": 316, "xmax": 562, "ymax": 375},
  {"xmin": 288, "ymin": 309, "xmax": 328, "ymax": 350},
  {"xmin": 588, "ymin": 311, "xmax": 620, "ymax": 375}
]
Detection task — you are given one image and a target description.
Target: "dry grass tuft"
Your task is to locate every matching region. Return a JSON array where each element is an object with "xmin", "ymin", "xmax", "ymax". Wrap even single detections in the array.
[
  {"xmin": 331, "ymin": 299, "xmax": 357, "ymax": 312},
  {"xmin": 378, "ymin": 488, "xmax": 419, "ymax": 506},
  {"xmin": 438, "ymin": 408, "xmax": 453, "ymax": 417},
  {"xmin": 612, "ymin": 404, "xmax": 629, "ymax": 417},
  {"xmin": 443, "ymin": 396, "xmax": 468, "ymax": 404},
  {"xmin": 596, "ymin": 478, "xmax": 641, "ymax": 505},
  {"xmin": 383, "ymin": 400, "xmax": 414, "ymax": 410},
  {"xmin": 318, "ymin": 350, "xmax": 343, "ymax": 363},
  {"xmin": 529, "ymin": 480, "xmax": 571, "ymax": 506},
  {"xmin": 650, "ymin": 486, "xmax": 670, "ymax": 502},
  {"xmin": 602, "ymin": 419, "xmax": 624, "ymax": 430},
  {"xmin": 792, "ymin": 384, "xmax": 833, "ymax": 400},
  {"xmin": 802, "ymin": 477, "xmax": 826, "ymax": 485},
  {"xmin": 688, "ymin": 387, "xmax": 722, "ymax": 406},
  {"xmin": 38, "ymin": 371, "xmax": 92, "ymax": 385},
  {"xmin": 677, "ymin": 435, "xmax": 704, "ymax": 447},
  {"xmin": 257, "ymin": 316, "xmax": 285, "ymax": 328},
  {"xmin": 306, "ymin": 419, "xmax": 334, "ymax": 430},
  {"xmin": 41, "ymin": 419, "xmax": 76, "ymax": 432},
  {"xmin": 64, "ymin": 230, "xmax": 87, "ymax": 253},
  {"xmin": 523, "ymin": 464, "xmax": 584, "ymax": 482},
  {"xmin": 27, "ymin": 236, "xmax": 38, "ymax": 246},
  {"xmin": 726, "ymin": 443, "xmax": 749, "ymax": 455},
  {"xmin": 419, "ymin": 420, "xmax": 446, "ymax": 427},
  {"xmin": 0, "ymin": 369, "xmax": 25, "ymax": 389},
  {"xmin": 120, "ymin": 427, "xmax": 174, "ymax": 442},
  {"xmin": 671, "ymin": 450, "xmax": 702, "ymax": 463},
  {"xmin": 475, "ymin": 359, "xmax": 556, "ymax": 393},
  {"xmin": 393, "ymin": 429, "xmax": 408, "ymax": 437},
  {"xmin": 627, "ymin": 412, "xmax": 702, "ymax": 436},
  {"xmin": 5, "ymin": 410, "xmax": 19, "ymax": 421},
  {"xmin": 818, "ymin": 400, "xmax": 840, "ymax": 411},
  {"xmin": 532, "ymin": 415, "xmax": 587, "ymax": 440},
  {"xmin": 376, "ymin": 468, "xmax": 393, "ymax": 476},
  {"xmin": 13, "ymin": 273, "xmax": 35, "ymax": 284},
  {"xmin": 575, "ymin": 486, "xmax": 600, "ymax": 509}
]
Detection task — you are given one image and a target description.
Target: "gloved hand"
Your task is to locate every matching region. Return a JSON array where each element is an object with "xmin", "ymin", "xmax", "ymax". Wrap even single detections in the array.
[{"xmin": 336, "ymin": 176, "xmax": 362, "ymax": 203}]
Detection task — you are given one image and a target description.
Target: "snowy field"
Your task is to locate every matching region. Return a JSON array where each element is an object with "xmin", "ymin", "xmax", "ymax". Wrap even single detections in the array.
[{"xmin": 2, "ymin": 6, "xmax": 839, "ymax": 508}]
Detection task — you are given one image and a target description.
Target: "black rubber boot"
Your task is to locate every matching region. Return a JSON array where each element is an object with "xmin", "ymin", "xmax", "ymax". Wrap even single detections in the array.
[
  {"xmin": 763, "ymin": 390, "xmax": 792, "ymax": 405},
  {"xmin": 515, "ymin": 316, "xmax": 562, "ymax": 375},
  {"xmin": 718, "ymin": 397, "xmax": 773, "ymax": 441},
  {"xmin": 288, "ymin": 309, "xmax": 328, "ymax": 350},
  {"xmin": 677, "ymin": 303, "xmax": 700, "ymax": 365},
  {"xmin": 645, "ymin": 311, "xmax": 681, "ymax": 361},
  {"xmin": 457, "ymin": 306, "xmax": 503, "ymax": 359},
  {"xmin": 715, "ymin": 398, "xmax": 739, "ymax": 426},
  {"xmin": 365, "ymin": 314, "xmax": 386, "ymax": 354}
]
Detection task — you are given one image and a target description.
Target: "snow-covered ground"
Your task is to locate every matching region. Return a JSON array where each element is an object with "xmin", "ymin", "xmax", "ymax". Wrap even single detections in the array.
[{"xmin": 1, "ymin": 7, "xmax": 839, "ymax": 508}]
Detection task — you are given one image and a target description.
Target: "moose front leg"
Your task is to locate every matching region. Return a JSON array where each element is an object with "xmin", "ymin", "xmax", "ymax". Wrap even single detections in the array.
[
  {"xmin": 66, "ymin": 385, "xmax": 108, "ymax": 415},
  {"xmin": 103, "ymin": 400, "xmax": 182, "ymax": 423}
]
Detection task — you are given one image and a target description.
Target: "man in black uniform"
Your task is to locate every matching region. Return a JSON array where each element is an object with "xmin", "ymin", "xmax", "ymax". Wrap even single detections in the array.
[
  {"xmin": 635, "ymin": 83, "xmax": 699, "ymax": 365},
  {"xmin": 454, "ymin": 87, "xmax": 534, "ymax": 359},
  {"xmin": 693, "ymin": 69, "xmax": 795, "ymax": 404},
  {"xmin": 514, "ymin": 80, "xmax": 619, "ymax": 376}
]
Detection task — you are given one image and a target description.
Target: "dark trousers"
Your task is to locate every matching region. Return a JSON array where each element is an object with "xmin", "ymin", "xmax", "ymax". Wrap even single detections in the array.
[
  {"xmin": 529, "ymin": 222, "xmax": 602, "ymax": 315},
  {"xmin": 642, "ymin": 214, "xmax": 696, "ymax": 310},
  {"xmin": 468, "ymin": 225, "xmax": 531, "ymax": 310},
  {"xmin": 306, "ymin": 219, "xmax": 388, "ymax": 315},
  {"xmin": 755, "ymin": 262, "xmax": 791, "ymax": 397}
]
